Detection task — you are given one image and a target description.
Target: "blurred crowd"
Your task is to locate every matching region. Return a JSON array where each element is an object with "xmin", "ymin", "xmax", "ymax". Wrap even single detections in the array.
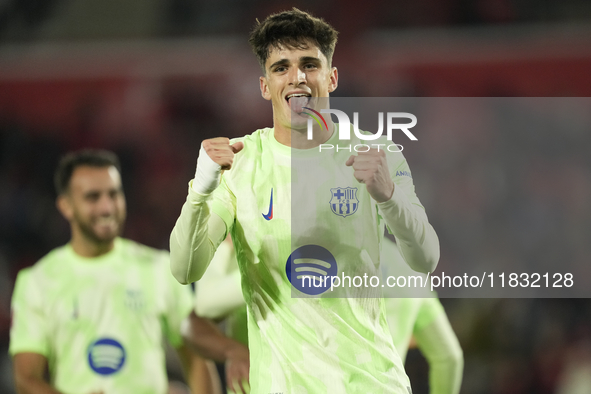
[
  {"xmin": 2, "ymin": 0, "xmax": 591, "ymax": 393},
  {"xmin": 2, "ymin": 0, "xmax": 590, "ymax": 42}
]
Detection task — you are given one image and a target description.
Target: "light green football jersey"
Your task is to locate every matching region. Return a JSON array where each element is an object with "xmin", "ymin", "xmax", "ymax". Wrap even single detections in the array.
[
  {"xmin": 194, "ymin": 239, "xmax": 249, "ymax": 347},
  {"xmin": 207, "ymin": 127, "xmax": 427, "ymax": 393},
  {"xmin": 381, "ymin": 237, "xmax": 444, "ymax": 362},
  {"xmin": 384, "ymin": 297, "xmax": 444, "ymax": 363},
  {"xmin": 9, "ymin": 238, "xmax": 193, "ymax": 394}
]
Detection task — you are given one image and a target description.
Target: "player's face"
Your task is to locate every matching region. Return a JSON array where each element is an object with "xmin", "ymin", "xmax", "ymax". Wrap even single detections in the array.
[
  {"xmin": 259, "ymin": 42, "xmax": 338, "ymax": 132},
  {"xmin": 60, "ymin": 166, "xmax": 126, "ymax": 244}
]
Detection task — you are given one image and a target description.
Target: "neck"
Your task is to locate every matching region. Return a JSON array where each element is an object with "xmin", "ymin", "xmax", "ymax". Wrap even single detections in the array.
[
  {"xmin": 274, "ymin": 119, "xmax": 334, "ymax": 149},
  {"xmin": 70, "ymin": 229, "xmax": 115, "ymax": 258}
]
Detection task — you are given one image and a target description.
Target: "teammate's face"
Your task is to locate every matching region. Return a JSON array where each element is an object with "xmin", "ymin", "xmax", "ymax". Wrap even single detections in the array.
[
  {"xmin": 59, "ymin": 166, "xmax": 126, "ymax": 245},
  {"xmin": 259, "ymin": 42, "xmax": 338, "ymax": 132}
]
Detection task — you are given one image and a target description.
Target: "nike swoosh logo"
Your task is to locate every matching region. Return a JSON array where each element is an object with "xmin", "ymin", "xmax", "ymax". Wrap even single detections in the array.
[{"xmin": 262, "ymin": 188, "xmax": 273, "ymax": 220}]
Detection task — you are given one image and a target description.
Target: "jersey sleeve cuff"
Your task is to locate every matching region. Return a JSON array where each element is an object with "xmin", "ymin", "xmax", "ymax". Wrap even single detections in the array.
[
  {"xmin": 376, "ymin": 183, "xmax": 411, "ymax": 215},
  {"xmin": 9, "ymin": 344, "xmax": 49, "ymax": 357},
  {"xmin": 188, "ymin": 180, "xmax": 213, "ymax": 202}
]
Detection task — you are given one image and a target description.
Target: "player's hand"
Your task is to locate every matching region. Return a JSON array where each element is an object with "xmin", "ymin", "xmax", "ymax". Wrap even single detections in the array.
[
  {"xmin": 225, "ymin": 343, "xmax": 250, "ymax": 394},
  {"xmin": 193, "ymin": 137, "xmax": 244, "ymax": 194},
  {"xmin": 202, "ymin": 137, "xmax": 244, "ymax": 171},
  {"xmin": 346, "ymin": 149, "xmax": 394, "ymax": 203}
]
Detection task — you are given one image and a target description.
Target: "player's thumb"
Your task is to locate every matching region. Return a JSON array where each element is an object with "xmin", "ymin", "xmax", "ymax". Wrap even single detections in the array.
[
  {"xmin": 231, "ymin": 141, "xmax": 244, "ymax": 154},
  {"xmin": 345, "ymin": 155, "xmax": 356, "ymax": 166}
]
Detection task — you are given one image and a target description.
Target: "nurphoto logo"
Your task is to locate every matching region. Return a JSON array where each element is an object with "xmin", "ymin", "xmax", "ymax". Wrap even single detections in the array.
[
  {"xmin": 291, "ymin": 97, "xmax": 418, "ymax": 152},
  {"xmin": 308, "ymin": 109, "xmax": 417, "ymax": 152}
]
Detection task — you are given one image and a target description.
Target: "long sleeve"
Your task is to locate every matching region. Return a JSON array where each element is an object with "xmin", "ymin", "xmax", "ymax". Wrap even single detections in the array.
[
  {"xmin": 377, "ymin": 185, "xmax": 440, "ymax": 273},
  {"xmin": 170, "ymin": 182, "xmax": 228, "ymax": 284},
  {"xmin": 194, "ymin": 240, "xmax": 245, "ymax": 319},
  {"xmin": 375, "ymin": 149, "xmax": 439, "ymax": 273},
  {"xmin": 414, "ymin": 311, "xmax": 464, "ymax": 394}
]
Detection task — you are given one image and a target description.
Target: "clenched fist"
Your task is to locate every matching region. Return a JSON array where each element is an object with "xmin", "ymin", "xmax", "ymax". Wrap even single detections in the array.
[
  {"xmin": 346, "ymin": 149, "xmax": 394, "ymax": 203},
  {"xmin": 193, "ymin": 137, "xmax": 244, "ymax": 195},
  {"xmin": 202, "ymin": 137, "xmax": 244, "ymax": 171}
]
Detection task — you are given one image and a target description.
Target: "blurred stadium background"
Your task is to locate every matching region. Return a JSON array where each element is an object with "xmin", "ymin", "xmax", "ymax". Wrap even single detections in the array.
[{"xmin": 1, "ymin": 0, "xmax": 591, "ymax": 393}]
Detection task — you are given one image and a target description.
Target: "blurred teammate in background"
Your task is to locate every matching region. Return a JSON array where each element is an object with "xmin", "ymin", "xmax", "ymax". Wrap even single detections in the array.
[
  {"xmin": 170, "ymin": 8, "xmax": 439, "ymax": 393},
  {"xmin": 183, "ymin": 259, "xmax": 250, "ymax": 394},
  {"xmin": 194, "ymin": 237, "xmax": 247, "ymax": 349},
  {"xmin": 381, "ymin": 236, "xmax": 463, "ymax": 394},
  {"xmin": 9, "ymin": 150, "xmax": 216, "ymax": 394}
]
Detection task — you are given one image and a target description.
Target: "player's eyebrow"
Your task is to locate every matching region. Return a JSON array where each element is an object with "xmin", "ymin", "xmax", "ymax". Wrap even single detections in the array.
[
  {"xmin": 268, "ymin": 59, "xmax": 290, "ymax": 71},
  {"xmin": 268, "ymin": 56, "xmax": 322, "ymax": 72},
  {"xmin": 83, "ymin": 190, "xmax": 101, "ymax": 199},
  {"xmin": 82, "ymin": 185, "xmax": 122, "ymax": 198},
  {"xmin": 299, "ymin": 56, "xmax": 321, "ymax": 64}
]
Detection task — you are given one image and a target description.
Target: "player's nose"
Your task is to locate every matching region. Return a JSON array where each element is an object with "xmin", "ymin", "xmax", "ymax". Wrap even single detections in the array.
[
  {"xmin": 290, "ymin": 68, "xmax": 307, "ymax": 85},
  {"xmin": 96, "ymin": 193, "xmax": 117, "ymax": 215}
]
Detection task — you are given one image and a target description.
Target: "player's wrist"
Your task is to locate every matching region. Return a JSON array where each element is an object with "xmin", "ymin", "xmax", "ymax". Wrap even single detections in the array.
[
  {"xmin": 192, "ymin": 144, "xmax": 222, "ymax": 195},
  {"xmin": 223, "ymin": 341, "xmax": 247, "ymax": 360},
  {"xmin": 372, "ymin": 182, "xmax": 394, "ymax": 203},
  {"xmin": 375, "ymin": 183, "xmax": 396, "ymax": 205}
]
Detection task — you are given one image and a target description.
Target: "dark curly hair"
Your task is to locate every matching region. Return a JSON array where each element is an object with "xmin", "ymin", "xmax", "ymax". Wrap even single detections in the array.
[
  {"xmin": 249, "ymin": 8, "xmax": 338, "ymax": 73},
  {"xmin": 54, "ymin": 149, "xmax": 121, "ymax": 195}
]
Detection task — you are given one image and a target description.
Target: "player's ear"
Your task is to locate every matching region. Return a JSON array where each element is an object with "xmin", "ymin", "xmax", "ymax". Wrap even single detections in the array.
[
  {"xmin": 328, "ymin": 67, "xmax": 338, "ymax": 93},
  {"xmin": 260, "ymin": 76, "xmax": 271, "ymax": 101},
  {"xmin": 56, "ymin": 194, "xmax": 74, "ymax": 221}
]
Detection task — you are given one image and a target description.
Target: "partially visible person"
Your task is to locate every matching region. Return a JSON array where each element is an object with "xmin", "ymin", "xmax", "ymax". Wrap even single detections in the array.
[
  {"xmin": 194, "ymin": 237, "xmax": 247, "ymax": 347},
  {"xmin": 9, "ymin": 149, "xmax": 216, "ymax": 394},
  {"xmin": 183, "ymin": 310, "xmax": 249, "ymax": 394},
  {"xmin": 382, "ymin": 236, "xmax": 463, "ymax": 394},
  {"xmin": 191, "ymin": 236, "xmax": 249, "ymax": 394},
  {"xmin": 183, "ymin": 237, "xmax": 249, "ymax": 394}
]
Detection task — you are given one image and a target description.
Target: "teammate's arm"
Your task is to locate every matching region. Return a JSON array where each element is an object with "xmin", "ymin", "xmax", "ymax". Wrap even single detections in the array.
[
  {"xmin": 414, "ymin": 300, "xmax": 463, "ymax": 394},
  {"xmin": 175, "ymin": 343, "xmax": 222, "ymax": 394},
  {"xmin": 12, "ymin": 355, "xmax": 102, "ymax": 394},
  {"xmin": 170, "ymin": 138, "xmax": 244, "ymax": 284},
  {"xmin": 184, "ymin": 312, "xmax": 250, "ymax": 394},
  {"xmin": 10, "ymin": 272, "xmax": 85, "ymax": 394},
  {"xmin": 163, "ymin": 250, "xmax": 223, "ymax": 394},
  {"xmin": 13, "ymin": 353, "xmax": 61, "ymax": 394}
]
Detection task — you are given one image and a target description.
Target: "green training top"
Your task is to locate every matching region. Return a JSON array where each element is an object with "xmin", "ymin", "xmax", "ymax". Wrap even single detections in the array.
[
  {"xmin": 10, "ymin": 238, "xmax": 193, "ymax": 394},
  {"xmin": 207, "ymin": 127, "xmax": 432, "ymax": 393}
]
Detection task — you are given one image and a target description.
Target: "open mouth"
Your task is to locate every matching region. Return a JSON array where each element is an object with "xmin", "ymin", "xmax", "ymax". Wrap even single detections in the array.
[
  {"xmin": 286, "ymin": 93, "xmax": 312, "ymax": 113},
  {"xmin": 94, "ymin": 216, "xmax": 119, "ymax": 230}
]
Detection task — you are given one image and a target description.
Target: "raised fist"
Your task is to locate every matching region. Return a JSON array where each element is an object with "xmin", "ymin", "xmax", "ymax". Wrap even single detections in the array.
[
  {"xmin": 202, "ymin": 137, "xmax": 244, "ymax": 171},
  {"xmin": 346, "ymin": 149, "xmax": 394, "ymax": 203}
]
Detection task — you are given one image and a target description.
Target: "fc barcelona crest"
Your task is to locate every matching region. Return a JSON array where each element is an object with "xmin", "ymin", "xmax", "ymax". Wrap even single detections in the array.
[{"xmin": 330, "ymin": 187, "xmax": 359, "ymax": 217}]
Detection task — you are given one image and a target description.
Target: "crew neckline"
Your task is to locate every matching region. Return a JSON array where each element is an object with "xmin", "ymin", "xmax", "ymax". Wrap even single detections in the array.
[
  {"xmin": 65, "ymin": 237, "xmax": 122, "ymax": 266},
  {"xmin": 270, "ymin": 124, "xmax": 339, "ymax": 158}
]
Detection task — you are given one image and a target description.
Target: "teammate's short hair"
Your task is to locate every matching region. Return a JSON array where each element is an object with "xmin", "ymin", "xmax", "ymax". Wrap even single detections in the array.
[
  {"xmin": 54, "ymin": 149, "xmax": 121, "ymax": 195},
  {"xmin": 249, "ymin": 7, "xmax": 339, "ymax": 73}
]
